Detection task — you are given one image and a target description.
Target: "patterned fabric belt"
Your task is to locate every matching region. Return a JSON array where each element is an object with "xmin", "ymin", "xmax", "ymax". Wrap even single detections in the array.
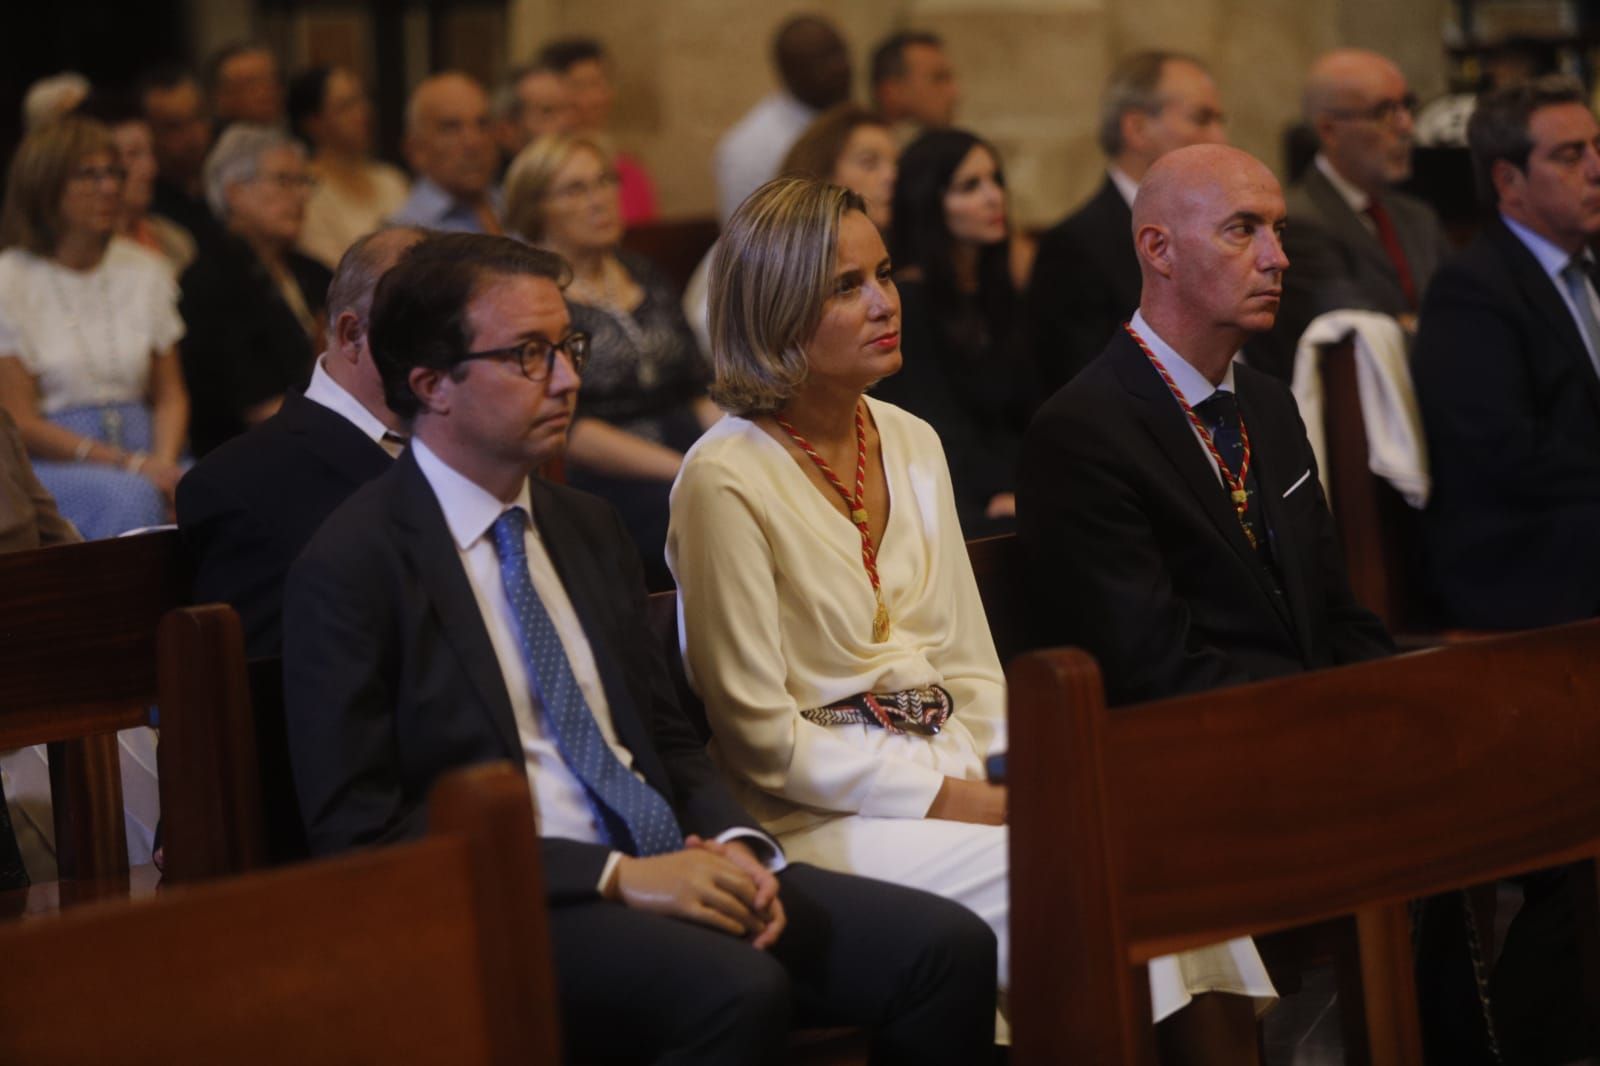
[{"xmin": 800, "ymin": 685, "xmax": 954, "ymax": 736}]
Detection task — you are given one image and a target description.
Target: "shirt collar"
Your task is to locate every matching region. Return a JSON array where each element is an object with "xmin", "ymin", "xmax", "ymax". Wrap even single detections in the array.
[
  {"xmin": 412, "ymin": 437, "xmax": 534, "ymax": 553},
  {"xmin": 1314, "ymin": 153, "xmax": 1371, "ymax": 215},
  {"xmin": 1107, "ymin": 166, "xmax": 1141, "ymax": 209},
  {"xmin": 302, "ymin": 355, "xmax": 398, "ymax": 449},
  {"xmin": 1129, "ymin": 309, "xmax": 1236, "ymax": 406},
  {"xmin": 1501, "ymin": 211, "xmax": 1590, "ymax": 283}
]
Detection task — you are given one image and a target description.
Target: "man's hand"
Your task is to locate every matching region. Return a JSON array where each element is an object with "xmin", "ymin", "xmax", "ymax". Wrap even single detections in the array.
[
  {"xmin": 927, "ymin": 777, "xmax": 1007, "ymax": 826},
  {"xmin": 687, "ymin": 835, "xmax": 787, "ymax": 950},
  {"xmin": 607, "ymin": 847, "xmax": 768, "ymax": 940}
]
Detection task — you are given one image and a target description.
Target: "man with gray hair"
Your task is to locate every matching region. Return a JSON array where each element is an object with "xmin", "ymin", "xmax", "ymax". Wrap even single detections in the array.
[
  {"xmin": 390, "ymin": 72, "xmax": 502, "ymax": 233},
  {"xmin": 178, "ymin": 225, "xmax": 427, "ymax": 656},
  {"xmin": 1263, "ymin": 48, "xmax": 1448, "ymax": 378},
  {"xmin": 179, "ymin": 124, "xmax": 330, "ymax": 454},
  {"xmin": 492, "ymin": 62, "xmax": 576, "ymax": 170},
  {"xmin": 1029, "ymin": 51, "xmax": 1226, "ymax": 392}
]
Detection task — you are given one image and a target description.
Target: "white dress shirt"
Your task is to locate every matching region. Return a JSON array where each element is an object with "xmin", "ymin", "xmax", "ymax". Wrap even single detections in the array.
[
  {"xmin": 1108, "ymin": 165, "xmax": 1141, "ymax": 209},
  {"xmin": 412, "ymin": 439, "xmax": 780, "ymax": 884},
  {"xmin": 713, "ymin": 92, "xmax": 816, "ymax": 223},
  {"xmin": 1128, "ymin": 310, "xmax": 1239, "ymax": 487},
  {"xmin": 1501, "ymin": 212, "xmax": 1600, "ymax": 374},
  {"xmin": 302, "ymin": 356, "xmax": 405, "ymax": 458}
]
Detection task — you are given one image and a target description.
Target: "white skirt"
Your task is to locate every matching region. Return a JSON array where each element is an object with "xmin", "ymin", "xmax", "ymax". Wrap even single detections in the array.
[{"xmin": 779, "ymin": 812, "xmax": 1276, "ymax": 1037}]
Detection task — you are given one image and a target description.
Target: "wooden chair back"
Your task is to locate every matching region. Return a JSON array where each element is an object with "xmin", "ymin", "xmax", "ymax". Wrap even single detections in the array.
[
  {"xmin": 1317, "ymin": 338, "xmax": 1436, "ymax": 637},
  {"xmin": 0, "ymin": 531, "xmax": 187, "ymax": 885},
  {"xmin": 156, "ymin": 604, "xmax": 305, "ymax": 883},
  {"xmin": 619, "ymin": 216, "xmax": 721, "ymax": 294},
  {"xmin": 1006, "ymin": 622, "xmax": 1600, "ymax": 1064},
  {"xmin": 0, "ymin": 762, "xmax": 559, "ymax": 1065}
]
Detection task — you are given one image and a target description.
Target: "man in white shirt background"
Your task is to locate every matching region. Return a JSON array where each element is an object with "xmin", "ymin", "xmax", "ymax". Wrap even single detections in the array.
[
  {"xmin": 282, "ymin": 232, "xmax": 997, "ymax": 1064},
  {"xmin": 177, "ymin": 225, "xmax": 424, "ymax": 657},
  {"xmin": 712, "ymin": 14, "xmax": 851, "ymax": 224}
]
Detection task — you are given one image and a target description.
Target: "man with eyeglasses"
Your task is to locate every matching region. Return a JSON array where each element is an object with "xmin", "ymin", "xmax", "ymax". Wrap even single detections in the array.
[
  {"xmin": 1029, "ymin": 51, "xmax": 1228, "ymax": 393},
  {"xmin": 281, "ymin": 232, "xmax": 999, "ymax": 1065},
  {"xmin": 1261, "ymin": 48, "xmax": 1448, "ymax": 379}
]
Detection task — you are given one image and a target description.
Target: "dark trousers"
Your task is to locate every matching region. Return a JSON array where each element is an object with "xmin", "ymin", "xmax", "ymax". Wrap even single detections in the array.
[{"xmin": 549, "ymin": 862, "xmax": 998, "ymax": 1065}]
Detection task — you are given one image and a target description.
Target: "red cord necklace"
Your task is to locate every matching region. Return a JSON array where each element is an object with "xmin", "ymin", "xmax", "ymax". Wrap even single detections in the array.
[
  {"xmin": 1123, "ymin": 322, "xmax": 1258, "ymax": 549},
  {"xmin": 774, "ymin": 402, "xmax": 891, "ymax": 642}
]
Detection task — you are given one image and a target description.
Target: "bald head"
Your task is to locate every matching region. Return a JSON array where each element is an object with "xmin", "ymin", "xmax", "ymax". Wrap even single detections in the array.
[
  {"xmin": 405, "ymin": 72, "xmax": 496, "ymax": 199},
  {"xmin": 1304, "ymin": 48, "xmax": 1415, "ymax": 192},
  {"xmin": 1133, "ymin": 145, "xmax": 1288, "ymax": 367},
  {"xmin": 775, "ymin": 15, "xmax": 851, "ymax": 110},
  {"xmin": 328, "ymin": 226, "xmax": 430, "ymax": 430}
]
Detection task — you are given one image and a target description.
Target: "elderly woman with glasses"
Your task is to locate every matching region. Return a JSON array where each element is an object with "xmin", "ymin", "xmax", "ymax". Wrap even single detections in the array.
[
  {"xmin": 179, "ymin": 123, "xmax": 332, "ymax": 455},
  {"xmin": 504, "ymin": 133, "xmax": 717, "ymax": 585},
  {"xmin": 0, "ymin": 116, "xmax": 189, "ymax": 537}
]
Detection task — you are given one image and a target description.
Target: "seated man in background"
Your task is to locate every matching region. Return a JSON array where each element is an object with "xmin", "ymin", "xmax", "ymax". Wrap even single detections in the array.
[
  {"xmin": 205, "ymin": 41, "xmax": 285, "ymax": 130},
  {"xmin": 282, "ymin": 233, "xmax": 997, "ymax": 1064},
  {"xmin": 1259, "ymin": 48, "xmax": 1448, "ymax": 378},
  {"xmin": 492, "ymin": 62, "xmax": 575, "ymax": 171},
  {"xmin": 713, "ymin": 13, "xmax": 851, "ymax": 222},
  {"xmin": 869, "ymin": 30, "xmax": 961, "ymax": 136},
  {"xmin": 390, "ymin": 72, "xmax": 503, "ymax": 234},
  {"xmin": 1029, "ymin": 51, "xmax": 1227, "ymax": 392},
  {"xmin": 1020, "ymin": 143, "xmax": 1394, "ymax": 703},
  {"xmin": 178, "ymin": 226, "xmax": 424, "ymax": 658},
  {"xmin": 1413, "ymin": 77, "xmax": 1600, "ymax": 1064}
]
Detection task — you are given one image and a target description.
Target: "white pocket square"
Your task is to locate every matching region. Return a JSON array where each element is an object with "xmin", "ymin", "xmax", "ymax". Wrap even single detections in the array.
[{"xmin": 1282, "ymin": 469, "xmax": 1312, "ymax": 498}]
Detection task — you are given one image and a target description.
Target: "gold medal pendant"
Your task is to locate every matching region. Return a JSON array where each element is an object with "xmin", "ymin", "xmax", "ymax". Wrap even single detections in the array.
[
  {"xmin": 873, "ymin": 600, "xmax": 891, "ymax": 642},
  {"xmin": 1231, "ymin": 489, "xmax": 1248, "ymax": 507}
]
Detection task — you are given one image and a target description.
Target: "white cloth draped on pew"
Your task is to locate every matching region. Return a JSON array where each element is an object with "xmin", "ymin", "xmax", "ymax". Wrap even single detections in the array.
[{"xmin": 1289, "ymin": 309, "xmax": 1430, "ymax": 510}]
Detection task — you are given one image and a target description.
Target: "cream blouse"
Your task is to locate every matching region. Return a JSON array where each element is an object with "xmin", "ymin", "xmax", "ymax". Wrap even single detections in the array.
[{"xmin": 667, "ymin": 396, "xmax": 1006, "ymax": 835}]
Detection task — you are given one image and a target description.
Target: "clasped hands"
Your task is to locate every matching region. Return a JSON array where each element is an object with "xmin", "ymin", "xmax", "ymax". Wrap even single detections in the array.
[{"xmin": 606, "ymin": 835, "xmax": 786, "ymax": 950}]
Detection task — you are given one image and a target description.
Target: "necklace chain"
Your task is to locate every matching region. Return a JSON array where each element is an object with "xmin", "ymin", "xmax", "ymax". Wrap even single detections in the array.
[{"xmin": 774, "ymin": 403, "xmax": 891, "ymax": 642}]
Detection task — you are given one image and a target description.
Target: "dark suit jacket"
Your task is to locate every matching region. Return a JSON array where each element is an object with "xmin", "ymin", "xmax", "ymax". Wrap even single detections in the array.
[
  {"xmin": 1413, "ymin": 218, "xmax": 1600, "ymax": 628},
  {"xmin": 1258, "ymin": 165, "xmax": 1448, "ymax": 379},
  {"xmin": 176, "ymin": 391, "xmax": 392, "ymax": 658},
  {"xmin": 283, "ymin": 450, "xmax": 757, "ymax": 903},
  {"xmin": 1019, "ymin": 330, "xmax": 1393, "ymax": 706},
  {"xmin": 1028, "ymin": 176, "xmax": 1142, "ymax": 394}
]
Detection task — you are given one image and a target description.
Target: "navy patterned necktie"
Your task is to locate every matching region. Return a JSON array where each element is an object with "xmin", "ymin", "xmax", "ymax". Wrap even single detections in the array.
[
  {"xmin": 1193, "ymin": 389, "xmax": 1274, "ymax": 570},
  {"xmin": 490, "ymin": 507, "xmax": 683, "ymax": 857}
]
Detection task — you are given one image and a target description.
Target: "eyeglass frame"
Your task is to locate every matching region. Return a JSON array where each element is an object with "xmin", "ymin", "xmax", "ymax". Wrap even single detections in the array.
[
  {"xmin": 456, "ymin": 331, "xmax": 590, "ymax": 383},
  {"xmin": 66, "ymin": 164, "xmax": 128, "ymax": 185},
  {"xmin": 1322, "ymin": 92, "xmax": 1418, "ymax": 126}
]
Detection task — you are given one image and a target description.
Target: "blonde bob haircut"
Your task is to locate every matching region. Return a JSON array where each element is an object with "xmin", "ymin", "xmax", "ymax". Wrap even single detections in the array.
[
  {"xmin": 0, "ymin": 116, "xmax": 116, "ymax": 256},
  {"xmin": 503, "ymin": 132, "xmax": 612, "ymax": 243},
  {"xmin": 710, "ymin": 177, "xmax": 866, "ymax": 417}
]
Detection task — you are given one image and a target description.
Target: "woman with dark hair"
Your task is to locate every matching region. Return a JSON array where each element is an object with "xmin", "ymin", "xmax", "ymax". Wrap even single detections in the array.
[
  {"xmin": 874, "ymin": 128, "xmax": 1032, "ymax": 534},
  {"xmin": 287, "ymin": 66, "xmax": 408, "ymax": 269}
]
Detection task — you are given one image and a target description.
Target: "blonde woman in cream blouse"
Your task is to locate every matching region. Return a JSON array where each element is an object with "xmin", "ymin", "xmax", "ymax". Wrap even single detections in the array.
[{"xmin": 667, "ymin": 177, "xmax": 1274, "ymax": 1060}]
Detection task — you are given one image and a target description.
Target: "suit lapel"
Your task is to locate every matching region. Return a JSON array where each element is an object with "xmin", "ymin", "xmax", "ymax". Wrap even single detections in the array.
[
  {"xmin": 1305, "ymin": 170, "xmax": 1403, "ymax": 296},
  {"xmin": 387, "ymin": 452, "xmax": 522, "ymax": 757},
  {"xmin": 279, "ymin": 392, "xmax": 392, "ymax": 487},
  {"xmin": 1490, "ymin": 219, "xmax": 1600, "ymax": 419},
  {"xmin": 1110, "ymin": 336, "xmax": 1296, "ymax": 631},
  {"xmin": 1234, "ymin": 380, "xmax": 1313, "ymax": 651}
]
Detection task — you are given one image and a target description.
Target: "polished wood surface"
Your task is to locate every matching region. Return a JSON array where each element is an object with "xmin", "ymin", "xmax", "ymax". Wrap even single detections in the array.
[
  {"xmin": 0, "ymin": 531, "xmax": 188, "ymax": 884},
  {"xmin": 0, "ymin": 762, "xmax": 560, "ymax": 1065},
  {"xmin": 619, "ymin": 216, "xmax": 720, "ymax": 295},
  {"xmin": 1007, "ymin": 622, "xmax": 1600, "ymax": 1064}
]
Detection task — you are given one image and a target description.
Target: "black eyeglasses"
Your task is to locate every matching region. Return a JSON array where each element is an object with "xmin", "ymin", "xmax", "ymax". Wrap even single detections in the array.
[
  {"xmin": 458, "ymin": 331, "xmax": 590, "ymax": 382},
  {"xmin": 1325, "ymin": 93, "xmax": 1418, "ymax": 126}
]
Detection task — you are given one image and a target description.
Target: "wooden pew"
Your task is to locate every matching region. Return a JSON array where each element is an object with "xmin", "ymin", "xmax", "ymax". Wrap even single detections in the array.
[
  {"xmin": 0, "ymin": 530, "xmax": 188, "ymax": 912},
  {"xmin": 619, "ymin": 216, "xmax": 721, "ymax": 294},
  {"xmin": 0, "ymin": 761, "xmax": 560, "ymax": 1065},
  {"xmin": 1006, "ymin": 621, "xmax": 1600, "ymax": 1064}
]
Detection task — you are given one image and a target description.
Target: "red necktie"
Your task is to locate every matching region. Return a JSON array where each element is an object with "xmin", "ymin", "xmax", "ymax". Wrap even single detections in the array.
[{"xmin": 1364, "ymin": 199, "xmax": 1418, "ymax": 309}]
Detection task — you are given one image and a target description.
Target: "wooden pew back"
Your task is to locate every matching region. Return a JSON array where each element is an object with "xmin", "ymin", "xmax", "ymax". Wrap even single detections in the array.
[
  {"xmin": 0, "ymin": 762, "xmax": 559, "ymax": 1065},
  {"xmin": 619, "ymin": 216, "xmax": 721, "ymax": 294},
  {"xmin": 0, "ymin": 531, "xmax": 188, "ymax": 882},
  {"xmin": 1007, "ymin": 622, "xmax": 1600, "ymax": 1063}
]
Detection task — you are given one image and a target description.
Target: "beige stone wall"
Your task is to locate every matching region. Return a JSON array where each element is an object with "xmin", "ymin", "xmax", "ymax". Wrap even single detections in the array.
[{"xmin": 501, "ymin": 0, "xmax": 1446, "ymax": 225}]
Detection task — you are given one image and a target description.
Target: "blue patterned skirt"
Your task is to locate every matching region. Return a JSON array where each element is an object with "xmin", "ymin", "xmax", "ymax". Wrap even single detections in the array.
[{"xmin": 32, "ymin": 402, "xmax": 167, "ymax": 540}]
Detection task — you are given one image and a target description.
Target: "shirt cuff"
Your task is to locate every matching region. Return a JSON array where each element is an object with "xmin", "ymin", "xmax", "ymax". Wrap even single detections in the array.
[
  {"xmin": 596, "ymin": 850, "xmax": 624, "ymax": 895},
  {"xmin": 714, "ymin": 827, "xmax": 787, "ymax": 873}
]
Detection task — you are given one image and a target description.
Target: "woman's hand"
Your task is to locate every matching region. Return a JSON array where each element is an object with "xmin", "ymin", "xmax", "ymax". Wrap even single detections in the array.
[
  {"xmin": 985, "ymin": 493, "xmax": 1016, "ymax": 520},
  {"xmin": 927, "ymin": 777, "xmax": 1007, "ymax": 825},
  {"xmin": 139, "ymin": 456, "xmax": 184, "ymax": 502}
]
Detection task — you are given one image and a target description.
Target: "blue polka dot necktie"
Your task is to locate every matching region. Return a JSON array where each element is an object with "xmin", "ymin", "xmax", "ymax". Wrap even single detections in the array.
[{"xmin": 490, "ymin": 507, "xmax": 684, "ymax": 857}]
